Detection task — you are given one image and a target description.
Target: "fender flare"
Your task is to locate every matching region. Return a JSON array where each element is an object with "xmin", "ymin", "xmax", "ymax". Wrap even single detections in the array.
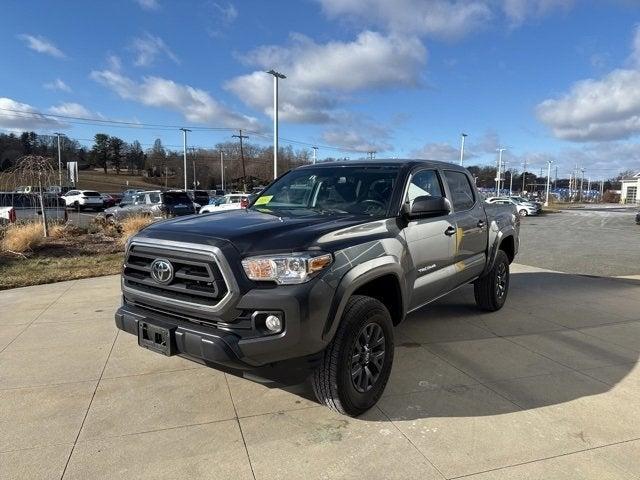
[
  {"xmin": 483, "ymin": 227, "xmax": 517, "ymax": 276},
  {"xmin": 322, "ymin": 255, "xmax": 407, "ymax": 342}
]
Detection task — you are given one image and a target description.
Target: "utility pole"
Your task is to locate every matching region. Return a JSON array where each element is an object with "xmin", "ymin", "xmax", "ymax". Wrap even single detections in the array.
[
  {"xmin": 600, "ymin": 180, "xmax": 605, "ymax": 201},
  {"xmin": 544, "ymin": 160, "xmax": 553, "ymax": 207},
  {"xmin": 509, "ymin": 167, "xmax": 513, "ymax": 196},
  {"xmin": 179, "ymin": 128, "xmax": 191, "ymax": 191},
  {"xmin": 220, "ymin": 151, "xmax": 225, "ymax": 191},
  {"xmin": 54, "ymin": 132, "xmax": 63, "ymax": 188},
  {"xmin": 554, "ymin": 165, "xmax": 558, "ymax": 189},
  {"xmin": 312, "ymin": 146, "xmax": 318, "ymax": 165},
  {"xmin": 232, "ymin": 129, "xmax": 249, "ymax": 192},
  {"xmin": 459, "ymin": 133, "xmax": 468, "ymax": 166},
  {"xmin": 496, "ymin": 148, "xmax": 506, "ymax": 195},
  {"xmin": 521, "ymin": 159, "xmax": 527, "ymax": 193},
  {"xmin": 266, "ymin": 70, "xmax": 286, "ymax": 179},
  {"xmin": 580, "ymin": 168, "xmax": 585, "ymax": 202}
]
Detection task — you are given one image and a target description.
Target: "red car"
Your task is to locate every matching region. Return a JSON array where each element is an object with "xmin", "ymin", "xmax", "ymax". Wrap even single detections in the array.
[{"xmin": 101, "ymin": 193, "xmax": 119, "ymax": 209}]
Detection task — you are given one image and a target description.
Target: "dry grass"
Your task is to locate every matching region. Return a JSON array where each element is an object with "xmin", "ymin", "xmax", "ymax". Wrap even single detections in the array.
[
  {"xmin": 0, "ymin": 253, "xmax": 123, "ymax": 289},
  {"xmin": 1, "ymin": 222, "xmax": 44, "ymax": 253},
  {"xmin": 119, "ymin": 215, "xmax": 156, "ymax": 245}
]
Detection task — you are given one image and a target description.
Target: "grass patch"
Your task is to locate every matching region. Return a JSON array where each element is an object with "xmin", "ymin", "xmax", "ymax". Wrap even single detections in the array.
[
  {"xmin": 1, "ymin": 222, "xmax": 44, "ymax": 253},
  {"xmin": 0, "ymin": 252, "xmax": 123, "ymax": 289}
]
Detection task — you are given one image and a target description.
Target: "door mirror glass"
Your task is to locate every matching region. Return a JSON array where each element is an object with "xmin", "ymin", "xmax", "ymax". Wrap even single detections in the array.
[{"xmin": 410, "ymin": 196, "xmax": 450, "ymax": 218}]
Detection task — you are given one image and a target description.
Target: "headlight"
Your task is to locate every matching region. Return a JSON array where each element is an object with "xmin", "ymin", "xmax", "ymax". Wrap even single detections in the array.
[{"xmin": 242, "ymin": 253, "xmax": 333, "ymax": 284}]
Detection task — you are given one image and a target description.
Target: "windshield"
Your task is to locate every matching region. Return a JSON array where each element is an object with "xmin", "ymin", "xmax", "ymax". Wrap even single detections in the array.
[{"xmin": 250, "ymin": 165, "xmax": 400, "ymax": 216}]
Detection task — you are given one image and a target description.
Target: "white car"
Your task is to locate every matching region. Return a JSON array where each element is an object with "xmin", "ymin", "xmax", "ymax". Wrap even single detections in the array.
[
  {"xmin": 199, "ymin": 193, "xmax": 255, "ymax": 214},
  {"xmin": 486, "ymin": 197, "xmax": 537, "ymax": 216},
  {"xmin": 61, "ymin": 189, "xmax": 104, "ymax": 210}
]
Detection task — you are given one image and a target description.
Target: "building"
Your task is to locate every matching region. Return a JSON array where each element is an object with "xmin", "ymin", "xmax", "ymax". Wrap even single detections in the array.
[{"xmin": 621, "ymin": 172, "xmax": 640, "ymax": 204}]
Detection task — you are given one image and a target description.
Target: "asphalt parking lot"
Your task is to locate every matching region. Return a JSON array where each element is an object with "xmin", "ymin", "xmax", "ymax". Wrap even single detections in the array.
[{"xmin": 1, "ymin": 209, "xmax": 640, "ymax": 479}]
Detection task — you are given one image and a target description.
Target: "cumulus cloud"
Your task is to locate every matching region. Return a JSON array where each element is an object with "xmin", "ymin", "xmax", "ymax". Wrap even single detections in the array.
[
  {"xmin": 48, "ymin": 102, "xmax": 98, "ymax": 118},
  {"xmin": 315, "ymin": 0, "xmax": 573, "ymax": 39},
  {"xmin": 321, "ymin": 115, "xmax": 393, "ymax": 153},
  {"xmin": 537, "ymin": 26, "xmax": 640, "ymax": 142},
  {"xmin": 502, "ymin": 0, "xmax": 574, "ymax": 26},
  {"xmin": 130, "ymin": 33, "xmax": 179, "ymax": 67},
  {"xmin": 135, "ymin": 0, "xmax": 159, "ymax": 10},
  {"xmin": 43, "ymin": 78, "xmax": 71, "ymax": 92},
  {"xmin": 410, "ymin": 142, "xmax": 466, "ymax": 162},
  {"xmin": 90, "ymin": 69, "xmax": 259, "ymax": 129},
  {"xmin": 18, "ymin": 34, "xmax": 66, "ymax": 59},
  {"xmin": 226, "ymin": 31, "xmax": 426, "ymax": 123},
  {"xmin": 213, "ymin": 2, "xmax": 238, "ymax": 23},
  {"xmin": 0, "ymin": 97, "xmax": 64, "ymax": 131}
]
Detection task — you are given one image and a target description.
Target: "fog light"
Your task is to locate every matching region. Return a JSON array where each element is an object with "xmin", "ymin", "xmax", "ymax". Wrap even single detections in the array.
[{"xmin": 265, "ymin": 315, "xmax": 282, "ymax": 333}]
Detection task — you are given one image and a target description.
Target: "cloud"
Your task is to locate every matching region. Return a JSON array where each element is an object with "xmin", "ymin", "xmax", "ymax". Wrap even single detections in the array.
[
  {"xmin": 90, "ymin": 69, "xmax": 259, "ymax": 129},
  {"xmin": 536, "ymin": 26, "xmax": 640, "ymax": 142},
  {"xmin": 48, "ymin": 102, "xmax": 98, "ymax": 118},
  {"xmin": 319, "ymin": 114, "xmax": 394, "ymax": 153},
  {"xmin": 0, "ymin": 97, "xmax": 64, "ymax": 131},
  {"xmin": 18, "ymin": 34, "xmax": 66, "ymax": 59},
  {"xmin": 135, "ymin": 0, "xmax": 159, "ymax": 10},
  {"xmin": 410, "ymin": 142, "xmax": 466, "ymax": 162},
  {"xmin": 43, "ymin": 78, "xmax": 71, "ymax": 93},
  {"xmin": 226, "ymin": 31, "xmax": 426, "ymax": 123},
  {"xmin": 130, "ymin": 33, "xmax": 180, "ymax": 67},
  {"xmin": 315, "ymin": 0, "xmax": 574, "ymax": 39},
  {"xmin": 213, "ymin": 2, "xmax": 238, "ymax": 24},
  {"xmin": 502, "ymin": 0, "xmax": 574, "ymax": 26}
]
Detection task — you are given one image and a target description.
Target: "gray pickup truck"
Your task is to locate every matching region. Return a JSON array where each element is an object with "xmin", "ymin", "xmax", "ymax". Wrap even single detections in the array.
[{"xmin": 115, "ymin": 160, "xmax": 519, "ymax": 416}]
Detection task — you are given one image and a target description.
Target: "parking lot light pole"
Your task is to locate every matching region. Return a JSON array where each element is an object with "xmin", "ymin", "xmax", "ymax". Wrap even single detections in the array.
[
  {"xmin": 266, "ymin": 70, "xmax": 286, "ymax": 179},
  {"xmin": 220, "ymin": 151, "xmax": 225, "ymax": 191},
  {"xmin": 54, "ymin": 132, "xmax": 63, "ymax": 187},
  {"xmin": 459, "ymin": 133, "xmax": 468, "ymax": 166},
  {"xmin": 312, "ymin": 146, "xmax": 318, "ymax": 165},
  {"xmin": 496, "ymin": 148, "xmax": 506, "ymax": 195},
  {"xmin": 545, "ymin": 160, "xmax": 553, "ymax": 207},
  {"xmin": 180, "ymin": 128, "xmax": 191, "ymax": 191}
]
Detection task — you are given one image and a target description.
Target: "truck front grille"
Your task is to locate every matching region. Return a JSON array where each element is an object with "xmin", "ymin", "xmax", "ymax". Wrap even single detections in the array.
[{"xmin": 123, "ymin": 244, "xmax": 228, "ymax": 308}]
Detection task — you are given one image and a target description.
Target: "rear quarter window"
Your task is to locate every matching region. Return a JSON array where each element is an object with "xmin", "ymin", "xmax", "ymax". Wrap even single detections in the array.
[{"xmin": 444, "ymin": 171, "xmax": 475, "ymax": 211}]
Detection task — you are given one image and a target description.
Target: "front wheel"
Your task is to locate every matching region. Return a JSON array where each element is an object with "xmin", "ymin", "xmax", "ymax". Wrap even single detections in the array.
[
  {"xmin": 519, "ymin": 209, "xmax": 528, "ymax": 216},
  {"xmin": 312, "ymin": 295, "xmax": 394, "ymax": 417},
  {"xmin": 474, "ymin": 250, "xmax": 510, "ymax": 311}
]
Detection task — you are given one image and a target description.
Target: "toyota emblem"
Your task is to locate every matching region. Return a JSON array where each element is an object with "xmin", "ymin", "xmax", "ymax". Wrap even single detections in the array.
[{"xmin": 150, "ymin": 259, "xmax": 174, "ymax": 284}]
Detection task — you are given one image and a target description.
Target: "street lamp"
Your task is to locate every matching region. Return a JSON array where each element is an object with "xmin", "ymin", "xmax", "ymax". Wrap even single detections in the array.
[
  {"xmin": 459, "ymin": 133, "xmax": 468, "ymax": 166},
  {"xmin": 496, "ymin": 148, "xmax": 506, "ymax": 195},
  {"xmin": 179, "ymin": 128, "xmax": 191, "ymax": 191},
  {"xmin": 545, "ymin": 160, "xmax": 554, "ymax": 207},
  {"xmin": 54, "ymin": 132, "xmax": 64, "ymax": 187},
  {"xmin": 266, "ymin": 69, "xmax": 286, "ymax": 179}
]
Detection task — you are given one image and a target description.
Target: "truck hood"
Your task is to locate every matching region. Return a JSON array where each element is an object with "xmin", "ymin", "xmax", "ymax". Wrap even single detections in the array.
[{"xmin": 135, "ymin": 208, "xmax": 385, "ymax": 255}]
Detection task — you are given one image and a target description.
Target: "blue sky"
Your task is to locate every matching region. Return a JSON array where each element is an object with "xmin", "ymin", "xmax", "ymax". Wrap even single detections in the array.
[{"xmin": 2, "ymin": 0, "xmax": 640, "ymax": 179}]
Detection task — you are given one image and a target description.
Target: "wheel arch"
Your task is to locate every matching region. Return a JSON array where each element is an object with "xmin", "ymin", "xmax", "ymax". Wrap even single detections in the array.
[{"xmin": 323, "ymin": 257, "xmax": 407, "ymax": 342}]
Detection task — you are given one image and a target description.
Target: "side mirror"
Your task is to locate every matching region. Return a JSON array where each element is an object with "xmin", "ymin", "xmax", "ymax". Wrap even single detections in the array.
[{"xmin": 409, "ymin": 196, "xmax": 450, "ymax": 218}]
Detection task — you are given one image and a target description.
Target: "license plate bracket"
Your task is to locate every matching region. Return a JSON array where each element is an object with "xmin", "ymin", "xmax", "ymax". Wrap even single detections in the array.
[{"xmin": 138, "ymin": 321, "xmax": 175, "ymax": 356}]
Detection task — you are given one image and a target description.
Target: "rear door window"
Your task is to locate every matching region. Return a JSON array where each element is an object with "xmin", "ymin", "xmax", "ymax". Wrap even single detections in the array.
[
  {"xmin": 444, "ymin": 171, "xmax": 475, "ymax": 211},
  {"xmin": 162, "ymin": 192, "xmax": 191, "ymax": 205},
  {"xmin": 147, "ymin": 193, "xmax": 161, "ymax": 204}
]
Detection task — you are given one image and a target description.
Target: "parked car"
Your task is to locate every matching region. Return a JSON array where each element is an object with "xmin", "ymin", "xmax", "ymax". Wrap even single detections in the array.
[
  {"xmin": 103, "ymin": 190, "xmax": 196, "ymax": 222},
  {"xmin": 636, "ymin": 210, "xmax": 640, "ymax": 225},
  {"xmin": 199, "ymin": 193, "xmax": 256, "ymax": 214},
  {"xmin": 61, "ymin": 190, "xmax": 104, "ymax": 211},
  {"xmin": 101, "ymin": 193, "xmax": 118, "ymax": 209},
  {"xmin": 115, "ymin": 159, "xmax": 519, "ymax": 417},
  {"xmin": 0, "ymin": 192, "xmax": 67, "ymax": 224},
  {"xmin": 486, "ymin": 197, "xmax": 538, "ymax": 216},
  {"xmin": 507, "ymin": 195, "xmax": 543, "ymax": 212},
  {"xmin": 187, "ymin": 190, "xmax": 211, "ymax": 207}
]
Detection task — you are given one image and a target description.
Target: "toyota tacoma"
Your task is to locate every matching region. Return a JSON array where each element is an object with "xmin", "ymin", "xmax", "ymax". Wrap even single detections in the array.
[{"xmin": 115, "ymin": 160, "xmax": 519, "ymax": 416}]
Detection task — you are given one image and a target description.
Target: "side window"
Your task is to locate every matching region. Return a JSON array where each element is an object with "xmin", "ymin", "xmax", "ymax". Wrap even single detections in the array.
[
  {"xmin": 444, "ymin": 171, "xmax": 475, "ymax": 211},
  {"xmin": 66, "ymin": 190, "xmax": 78, "ymax": 196},
  {"xmin": 406, "ymin": 170, "xmax": 443, "ymax": 207},
  {"xmin": 148, "ymin": 193, "xmax": 161, "ymax": 204},
  {"xmin": 133, "ymin": 194, "xmax": 144, "ymax": 204}
]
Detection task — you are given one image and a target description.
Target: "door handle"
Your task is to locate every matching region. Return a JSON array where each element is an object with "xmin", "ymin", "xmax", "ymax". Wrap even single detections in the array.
[
  {"xmin": 444, "ymin": 226, "xmax": 456, "ymax": 236},
  {"xmin": 477, "ymin": 220, "xmax": 486, "ymax": 228}
]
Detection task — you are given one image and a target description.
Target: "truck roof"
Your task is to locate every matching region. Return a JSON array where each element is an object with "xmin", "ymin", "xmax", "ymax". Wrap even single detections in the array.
[{"xmin": 298, "ymin": 159, "xmax": 468, "ymax": 171}]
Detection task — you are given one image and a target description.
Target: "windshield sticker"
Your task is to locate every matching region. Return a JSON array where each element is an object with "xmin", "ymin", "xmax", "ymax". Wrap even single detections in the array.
[{"xmin": 254, "ymin": 195, "xmax": 273, "ymax": 206}]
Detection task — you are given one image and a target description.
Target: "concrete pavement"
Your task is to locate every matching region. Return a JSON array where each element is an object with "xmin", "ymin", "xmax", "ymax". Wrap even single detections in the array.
[{"xmin": 1, "ymin": 265, "xmax": 640, "ymax": 479}]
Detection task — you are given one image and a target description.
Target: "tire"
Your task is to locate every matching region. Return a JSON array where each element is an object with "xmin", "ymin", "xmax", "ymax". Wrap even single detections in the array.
[
  {"xmin": 474, "ymin": 249, "xmax": 510, "ymax": 312},
  {"xmin": 312, "ymin": 295, "xmax": 394, "ymax": 417},
  {"xmin": 519, "ymin": 209, "xmax": 528, "ymax": 216}
]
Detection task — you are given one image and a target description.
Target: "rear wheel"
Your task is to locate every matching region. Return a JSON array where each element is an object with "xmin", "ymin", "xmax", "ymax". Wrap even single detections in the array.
[
  {"xmin": 474, "ymin": 250, "xmax": 510, "ymax": 311},
  {"xmin": 312, "ymin": 295, "xmax": 394, "ymax": 417}
]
